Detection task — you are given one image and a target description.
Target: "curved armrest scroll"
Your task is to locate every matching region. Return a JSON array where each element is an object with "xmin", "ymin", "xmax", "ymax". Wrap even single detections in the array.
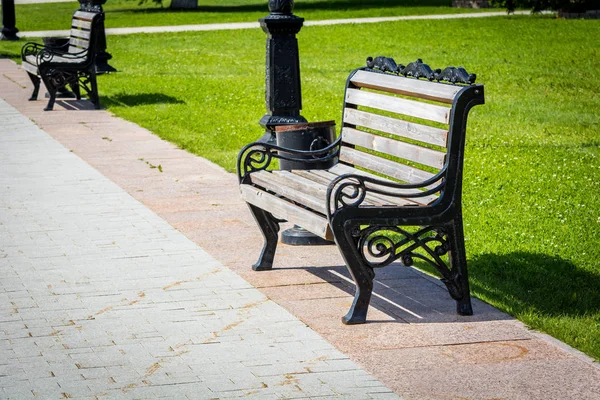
[
  {"xmin": 326, "ymin": 170, "xmax": 447, "ymax": 219},
  {"xmin": 237, "ymin": 137, "xmax": 341, "ymax": 182},
  {"xmin": 21, "ymin": 42, "xmax": 45, "ymax": 59}
]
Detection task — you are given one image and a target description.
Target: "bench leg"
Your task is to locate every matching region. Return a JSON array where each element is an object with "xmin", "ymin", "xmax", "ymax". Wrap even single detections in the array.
[
  {"xmin": 39, "ymin": 69, "xmax": 57, "ymax": 111},
  {"xmin": 446, "ymin": 218, "xmax": 473, "ymax": 316},
  {"xmin": 247, "ymin": 204, "xmax": 280, "ymax": 271},
  {"xmin": 26, "ymin": 72, "xmax": 41, "ymax": 101},
  {"xmin": 89, "ymin": 71, "xmax": 100, "ymax": 109},
  {"xmin": 43, "ymin": 86, "xmax": 57, "ymax": 111},
  {"xmin": 332, "ymin": 220, "xmax": 374, "ymax": 325},
  {"xmin": 70, "ymin": 81, "xmax": 81, "ymax": 100}
]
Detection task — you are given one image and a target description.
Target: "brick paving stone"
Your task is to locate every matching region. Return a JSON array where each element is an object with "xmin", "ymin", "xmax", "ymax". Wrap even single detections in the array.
[{"xmin": 0, "ymin": 97, "xmax": 397, "ymax": 398}]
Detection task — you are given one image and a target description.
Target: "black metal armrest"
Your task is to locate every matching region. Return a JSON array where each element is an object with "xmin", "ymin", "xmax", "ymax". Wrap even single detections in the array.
[
  {"xmin": 36, "ymin": 47, "xmax": 88, "ymax": 65},
  {"xmin": 21, "ymin": 42, "xmax": 45, "ymax": 59},
  {"xmin": 325, "ymin": 171, "xmax": 447, "ymax": 219},
  {"xmin": 237, "ymin": 137, "xmax": 341, "ymax": 182}
]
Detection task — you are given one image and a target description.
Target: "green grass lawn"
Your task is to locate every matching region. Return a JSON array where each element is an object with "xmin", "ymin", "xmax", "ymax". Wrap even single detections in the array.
[
  {"xmin": 1, "ymin": 13, "xmax": 599, "ymax": 361},
  {"xmin": 14, "ymin": 0, "xmax": 494, "ymax": 32}
]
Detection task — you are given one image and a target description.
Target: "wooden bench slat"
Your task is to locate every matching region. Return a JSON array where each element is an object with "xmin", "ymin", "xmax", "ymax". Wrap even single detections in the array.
[
  {"xmin": 71, "ymin": 19, "xmax": 92, "ymax": 29},
  {"xmin": 350, "ymin": 70, "xmax": 462, "ymax": 104},
  {"xmin": 343, "ymin": 107, "xmax": 448, "ymax": 147},
  {"xmin": 273, "ymin": 170, "xmax": 384, "ymax": 207},
  {"xmin": 339, "ymin": 146, "xmax": 436, "ymax": 186},
  {"xmin": 250, "ymin": 171, "xmax": 328, "ymax": 214},
  {"xmin": 329, "ymin": 163, "xmax": 439, "ymax": 206},
  {"xmin": 346, "ymin": 88, "xmax": 450, "ymax": 125},
  {"xmin": 311, "ymin": 168, "xmax": 433, "ymax": 206},
  {"xmin": 22, "ymin": 60, "xmax": 38, "ymax": 74},
  {"xmin": 240, "ymin": 185, "xmax": 332, "ymax": 240},
  {"xmin": 68, "ymin": 38, "xmax": 90, "ymax": 49},
  {"xmin": 287, "ymin": 170, "xmax": 393, "ymax": 207},
  {"xmin": 70, "ymin": 28, "xmax": 91, "ymax": 40},
  {"xmin": 73, "ymin": 11, "xmax": 97, "ymax": 21},
  {"xmin": 309, "ymin": 169, "xmax": 423, "ymax": 207},
  {"xmin": 342, "ymin": 127, "xmax": 446, "ymax": 169},
  {"xmin": 271, "ymin": 171, "xmax": 328, "ymax": 198}
]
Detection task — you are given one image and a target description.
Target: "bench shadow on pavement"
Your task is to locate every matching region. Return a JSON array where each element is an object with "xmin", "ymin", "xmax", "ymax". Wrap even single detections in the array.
[
  {"xmin": 54, "ymin": 99, "xmax": 98, "ymax": 111},
  {"xmin": 55, "ymin": 93, "xmax": 185, "ymax": 110},
  {"xmin": 290, "ymin": 252, "xmax": 595, "ymax": 325},
  {"xmin": 297, "ymin": 263, "xmax": 511, "ymax": 324}
]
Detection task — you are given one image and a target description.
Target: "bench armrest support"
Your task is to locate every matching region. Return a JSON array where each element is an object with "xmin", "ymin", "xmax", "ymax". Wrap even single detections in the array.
[
  {"xmin": 237, "ymin": 138, "xmax": 341, "ymax": 182},
  {"xmin": 22, "ymin": 42, "xmax": 88, "ymax": 65},
  {"xmin": 21, "ymin": 42, "xmax": 45, "ymax": 59},
  {"xmin": 326, "ymin": 171, "xmax": 446, "ymax": 219}
]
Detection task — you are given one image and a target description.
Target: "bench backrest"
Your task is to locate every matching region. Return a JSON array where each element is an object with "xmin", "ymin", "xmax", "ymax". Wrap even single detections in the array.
[
  {"xmin": 339, "ymin": 59, "xmax": 484, "ymax": 207},
  {"xmin": 68, "ymin": 11, "xmax": 102, "ymax": 55}
]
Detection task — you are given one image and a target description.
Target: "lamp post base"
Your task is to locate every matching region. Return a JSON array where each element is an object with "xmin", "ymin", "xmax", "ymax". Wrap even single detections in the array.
[
  {"xmin": 95, "ymin": 52, "xmax": 117, "ymax": 74},
  {"xmin": 0, "ymin": 28, "xmax": 19, "ymax": 41},
  {"xmin": 281, "ymin": 226, "xmax": 334, "ymax": 246}
]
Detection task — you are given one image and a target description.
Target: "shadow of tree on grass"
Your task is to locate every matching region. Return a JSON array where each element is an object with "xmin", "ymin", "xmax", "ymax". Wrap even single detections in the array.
[{"xmin": 470, "ymin": 252, "xmax": 600, "ymax": 318}]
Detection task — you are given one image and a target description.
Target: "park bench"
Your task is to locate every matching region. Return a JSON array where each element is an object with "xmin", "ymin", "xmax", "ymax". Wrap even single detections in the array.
[
  {"xmin": 238, "ymin": 56, "xmax": 485, "ymax": 324},
  {"xmin": 21, "ymin": 10, "xmax": 103, "ymax": 111}
]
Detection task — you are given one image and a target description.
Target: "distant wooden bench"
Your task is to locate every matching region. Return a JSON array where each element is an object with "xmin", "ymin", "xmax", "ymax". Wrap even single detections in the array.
[
  {"xmin": 238, "ymin": 56, "xmax": 485, "ymax": 324},
  {"xmin": 21, "ymin": 9, "xmax": 103, "ymax": 111}
]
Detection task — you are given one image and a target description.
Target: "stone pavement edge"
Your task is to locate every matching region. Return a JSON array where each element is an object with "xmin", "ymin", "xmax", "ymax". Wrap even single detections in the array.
[{"xmin": 1, "ymin": 58, "xmax": 600, "ymax": 399}]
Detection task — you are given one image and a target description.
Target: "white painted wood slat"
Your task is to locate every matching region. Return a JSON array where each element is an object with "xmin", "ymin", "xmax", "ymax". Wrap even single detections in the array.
[
  {"xmin": 346, "ymin": 88, "xmax": 450, "ymax": 124},
  {"xmin": 343, "ymin": 108, "xmax": 448, "ymax": 147},
  {"xmin": 350, "ymin": 70, "xmax": 462, "ymax": 104}
]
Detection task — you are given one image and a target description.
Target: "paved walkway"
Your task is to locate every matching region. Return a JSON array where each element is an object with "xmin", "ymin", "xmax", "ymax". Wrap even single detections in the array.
[
  {"xmin": 16, "ymin": 11, "xmax": 533, "ymax": 38},
  {"xmin": 1, "ymin": 53, "xmax": 600, "ymax": 399},
  {"xmin": 0, "ymin": 98, "xmax": 396, "ymax": 398}
]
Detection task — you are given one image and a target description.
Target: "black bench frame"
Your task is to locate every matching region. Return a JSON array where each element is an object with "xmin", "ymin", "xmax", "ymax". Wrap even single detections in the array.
[
  {"xmin": 238, "ymin": 57, "xmax": 485, "ymax": 324},
  {"xmin": 21, "ymin": 9, "xmax": 103, "ymax": 111}
]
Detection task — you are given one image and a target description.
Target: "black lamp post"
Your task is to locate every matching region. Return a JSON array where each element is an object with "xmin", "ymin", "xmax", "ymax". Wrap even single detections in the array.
[
  {"xmin": 259, "ymin": 0, "xmax": 307, "ymax": 142},
  {"xmin": 79, "ymin": 0, "xmax": 116, "ymax": 74},
  {"xmin": 259, "ymin": 0, "xmax": 333, "ymax": 246},
  {"xmin": 1, "ymin": 0, "xmax": 19, "ymax": 41}
]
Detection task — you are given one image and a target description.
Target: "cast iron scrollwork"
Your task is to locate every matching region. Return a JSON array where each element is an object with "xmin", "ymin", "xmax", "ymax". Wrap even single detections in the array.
[
  {"xmin": 237, "ymin": 144, "xmax": 276, "ymax": 180},
  {"xmin": 21, "ymin": 42, "xmax": 44, "ymax": 59},
  {"xmin": 237, "ymin": 138, "xmax": 341, "ymax": 183},
  {"xmin": 366, "ymin": 56, "xmax": 477, "ymax": 85},
  {"xmin": 326, "ymin": 172, "xmax": 447, "ymax": 219},
  {"xmin": 353, "ymin": 225, "xmax": 463, "ymax": 300}
]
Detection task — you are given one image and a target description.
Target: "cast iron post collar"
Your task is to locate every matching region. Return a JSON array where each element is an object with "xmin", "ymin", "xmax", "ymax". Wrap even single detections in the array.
[{"xmin": 1, "ymin": 0, "xmax": 20, "ymax": 41}]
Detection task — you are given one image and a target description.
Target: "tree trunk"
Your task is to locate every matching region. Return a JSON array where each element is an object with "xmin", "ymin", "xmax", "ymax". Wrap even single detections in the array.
[{"xmin": 170, "ymin": 0, "xmax": 197, "ymax": 9}]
